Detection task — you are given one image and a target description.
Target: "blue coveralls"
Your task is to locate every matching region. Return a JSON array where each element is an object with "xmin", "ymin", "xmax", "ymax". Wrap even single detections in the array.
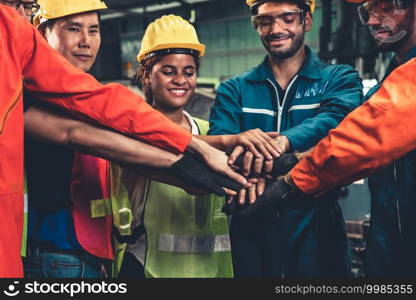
[{"xmin": 209, "ymin": 47, "xmax": 363, "ymax": 278}]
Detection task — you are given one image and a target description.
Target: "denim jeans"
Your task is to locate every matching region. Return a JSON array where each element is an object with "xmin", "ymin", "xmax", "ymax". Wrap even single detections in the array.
[{"xmin": 23, "ymin": 246, "xmax": 109, "ymax": 278}]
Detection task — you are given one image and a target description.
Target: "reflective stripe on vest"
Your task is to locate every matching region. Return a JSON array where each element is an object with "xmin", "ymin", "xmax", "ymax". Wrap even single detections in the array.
[
  {"xmin": 90, "ymin": 198, "xmax": 132, "ymax": 232},
  {"xmin": 142, "ymin": 117, "xmax": 233, "ymax": 277},
  {"xmin": 89, "ymin": 162, "xmax": 133, "ymax": 236},
  {"xmin": 110, "ymin": 117, "xmax": 233, "ymax": 277},
  {"xmin": 158, "ymin": 234, "xmax": 231, "ymax": 253}
]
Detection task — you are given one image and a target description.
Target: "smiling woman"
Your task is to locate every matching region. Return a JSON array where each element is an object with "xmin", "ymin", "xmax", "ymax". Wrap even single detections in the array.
[
  {"xmin": 115, "ymin": 15, "xmax": 235, "ymax": 278},
  {"xmin": 137, "ymin": 50, "xmax": 200, "ymax": 112}
]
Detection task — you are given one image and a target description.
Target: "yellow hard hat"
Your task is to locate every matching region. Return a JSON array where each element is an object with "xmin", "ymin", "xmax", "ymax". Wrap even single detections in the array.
[
  {"xmin": 137, "ymin": 14, "xmax": 206, "ymax": 63},
  {"xmin": 246, "ymin": 0, "xmax": 316, "ymax": 13},
  {"xmin": 33, "ymin": 0, "xmax": 107, "ymax": 28}
]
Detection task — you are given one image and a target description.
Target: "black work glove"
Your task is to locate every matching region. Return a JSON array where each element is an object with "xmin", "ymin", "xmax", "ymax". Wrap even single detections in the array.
[
  {"xmin": 239, "ymin": 176, "xmax": 298, "ymax": 217},
  {"xmin": 222, "ymin": 199, "xmax": 248, "ymax": 216},
  {"xmin": 270, "ymin": 152, "xmax": 300, "ymax": 177},
  {"xmin": 222, "ymin": 177, "xmax": 275, "ymax": 216},
  {"xmin": 233, "ymin": 152, "xmax": 300, "ymax": 177},
  {"xmin": 168, "ymin": 152, "xmax": 243, "ymax": 197}
]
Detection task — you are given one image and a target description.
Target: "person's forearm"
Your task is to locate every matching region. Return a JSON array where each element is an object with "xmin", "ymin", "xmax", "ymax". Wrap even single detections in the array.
[
  {"xmin": 186, "ymin": 136, "xmax": 247, "ymax": 185},
  {"xmin": 24, "ymin": 105, "xmax": 180, "ymax": 169},
  {"xmin": 25, "ymin": 106, "xmax": 243, "ymax": 195},
  {"xmin": 125, "ymin": 166, "xmax": 210, "ymax": 195},
  {"xmin": 196, "ymin": 135, "xmax": 230, "ymax": 150},
  {"xmin": 291, "ymin": 58, "xmax": 416, "ymax": 195},
  {"xmin": 67, "ymin": 124, "xmax": 180, "ymax": 168}
]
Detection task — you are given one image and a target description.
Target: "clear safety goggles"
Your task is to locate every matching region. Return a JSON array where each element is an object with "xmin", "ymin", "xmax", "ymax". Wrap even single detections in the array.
[
  {"xmin": 1, "ymin": 0, "xmax": 40, "ymax": 16},
  {"xmin": 357, "ymin": 0, "xmax": 406, "ymax": 24},
  {"xmin": 251, "ymin": 10, "xmax": 305, "ymax": 33}
]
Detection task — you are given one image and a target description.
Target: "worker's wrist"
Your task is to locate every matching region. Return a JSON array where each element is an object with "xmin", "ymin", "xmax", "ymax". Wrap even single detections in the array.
[
  {"xmin": 188, "ymin": 136, "xmax": 203, "ymax": 155},
  {"xmin": 164, "ymin": 153, "xmax": 184, "ymax": 168},
  {"xmin": 283, "ymin": 173, "xmax": 299, "ymax": 192},
  {"xmin": 187, "ymin": 136, "xmax": 211, "ymax": 160},
  {"xmin": 222, "ymin": 135, "xmax": 233, "ymax": 150},
  {"xmin": 293, "ymin": 151, "xmax": 302, "ymax": 161}
]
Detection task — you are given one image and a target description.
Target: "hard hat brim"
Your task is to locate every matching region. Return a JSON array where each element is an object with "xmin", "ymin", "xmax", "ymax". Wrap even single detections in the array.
[{"xmin": 138, "ymin": 43, "xmax": 206, "ymax": 63}]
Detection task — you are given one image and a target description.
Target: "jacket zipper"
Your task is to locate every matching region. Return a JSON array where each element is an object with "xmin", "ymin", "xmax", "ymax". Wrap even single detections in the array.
[
  {"xmin": 266, "ymin": 76, "xmax": 298, "ymax": 279},
  {"xmin": 266, "ymin": 76, "xmax": 298, "ymax": 133},
  {"xmin": 393, "ymin": 163, "xmax": 403, "ymax": 239}
]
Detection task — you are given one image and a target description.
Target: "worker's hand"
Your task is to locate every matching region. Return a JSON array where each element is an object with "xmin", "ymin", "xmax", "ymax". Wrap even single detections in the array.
[
  {"xmin": 222, "ymin": 177, "xmax": 267, "ymax": 215},
  {"xmin": 274, "ymin": 135, "xmax": 291, "ymax": 154},
  {"xmin": 239, "ymin": 175, "xmax": 305, "ymax": 217},
  {"xmin": 269, "ymin": 152, "xmax": 301, "ymax": 177},
  {"xmin": 225, "ymin": 129, "xmax": 280, "ymax": 161},
  {"xmin": 231, "ymin": 152, "xmax": 299, "ymax": 178},
  {"xmin": 167, "ymin": 152, "xmax": 244, "ymax": 197},
  {"xmin": 228, "ymin": 134, "xmax": 289, "ymax": 165},
  {"xmin": 188, "ymin": 136, "xmax": 248, "ymax": 187},
  {"xmin": 180, "ymin": 183, "xmax": 238, "ymax": 197},
  {"xmin": 227, "ymin": 134, "xmax": 290, "ymax": 176}
]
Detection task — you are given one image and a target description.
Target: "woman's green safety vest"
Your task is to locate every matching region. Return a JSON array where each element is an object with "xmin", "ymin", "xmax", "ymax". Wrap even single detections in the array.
[{"xmin": 111, "ymin": 117, "xmax": 233, "ymax": 278}]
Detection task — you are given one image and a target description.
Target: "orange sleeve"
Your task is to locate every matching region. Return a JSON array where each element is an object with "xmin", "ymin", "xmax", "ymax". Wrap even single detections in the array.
[
  {"xmin": 291, "ymin": 58, "xmax": 416, "ymax": 194},
  {"xmin": 15, "ymin": 9, "xmax": 191, "ymax": 154}
]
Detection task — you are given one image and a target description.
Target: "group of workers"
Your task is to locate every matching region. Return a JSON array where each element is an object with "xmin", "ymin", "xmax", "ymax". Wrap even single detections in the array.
[{"xmin": 1, "ymin": 0, "xmax": 415, "ymax": 279}]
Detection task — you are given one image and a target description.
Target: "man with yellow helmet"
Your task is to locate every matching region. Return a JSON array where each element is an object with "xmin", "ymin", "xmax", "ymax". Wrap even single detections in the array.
[
  {"xmin": 32, "ymin": 0, "xmax": 107, "ymax": 72},
  {"xmin": 209, "ymin": 0, "xmax": 363, "ymax": 278},
  {"xmin": 22, "ymin": 0, "xmax": 114, "ymax": 279}
]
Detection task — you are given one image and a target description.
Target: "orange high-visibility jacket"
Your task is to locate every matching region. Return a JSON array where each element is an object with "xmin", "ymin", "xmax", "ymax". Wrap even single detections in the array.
[
  {"xmin": 0, "ymin": 5, "xmax": 191, "ymax": 277},
  {"xmin": 291, "ymin": 58, "xmax": 416, "ymax": 195}
]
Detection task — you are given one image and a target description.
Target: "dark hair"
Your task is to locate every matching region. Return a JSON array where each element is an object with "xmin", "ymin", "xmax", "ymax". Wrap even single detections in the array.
[
  {"xmin": 135, "ymin": 56, "xmax": 163, "ymax": 105},
  {"xmin": 38, "ymin": 18, "xmax": 57, "ymax": 32},
  {"xmin": 250, "ymin": 0, "xmax": 310, "ymax": 15},
  {"xmin": 134, "ymin": 53, "xmax": 200, "ymax": 105}
]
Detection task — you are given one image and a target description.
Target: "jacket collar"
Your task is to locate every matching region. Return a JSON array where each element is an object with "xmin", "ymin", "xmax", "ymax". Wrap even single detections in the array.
[
  {"xmin": 245, "ymin": 46, "xmax": 322, "ymax": 82},
  {"xmin": 385, "ymin": 45, "xmax": 416, "ymax": 77},
  {"xmin": 402, "ymin": 44, "xmax": 416, "ymax": 63}
]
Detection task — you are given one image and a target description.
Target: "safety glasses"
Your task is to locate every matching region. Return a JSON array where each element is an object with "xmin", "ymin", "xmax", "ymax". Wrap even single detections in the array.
[
  {"xmin": 251, "ymin": 10, "xmax": 305, "ymax": 33},
  {"xmin": 357, "ymin": 0, "xmax": 406, "ymax": 24},
  {"xmin": 1, "ymin": 0, "xmax": 40, "ymax": 16}
]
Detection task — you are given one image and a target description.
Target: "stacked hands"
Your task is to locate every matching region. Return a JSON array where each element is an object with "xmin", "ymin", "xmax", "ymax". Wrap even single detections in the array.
[
  {"xmin": 167, "ymin": 129, "xmax": 306, "ymax": 217},
  {"xmin": 223, "ymin": 130, "xmax": 305, "ymax": 217}
]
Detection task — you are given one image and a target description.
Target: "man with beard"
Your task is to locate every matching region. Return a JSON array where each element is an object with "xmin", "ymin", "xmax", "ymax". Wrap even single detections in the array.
[
  {"xmin": 274, "ymin": 0, "xmax": 416, "ymax": 278},
  {"xmin": 343, "ymin": 0, "xmax": 416, "ymax": 278},
  {"xmin": 209, "ymin": 0, "xmax": 363, "ymax": 278}
]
